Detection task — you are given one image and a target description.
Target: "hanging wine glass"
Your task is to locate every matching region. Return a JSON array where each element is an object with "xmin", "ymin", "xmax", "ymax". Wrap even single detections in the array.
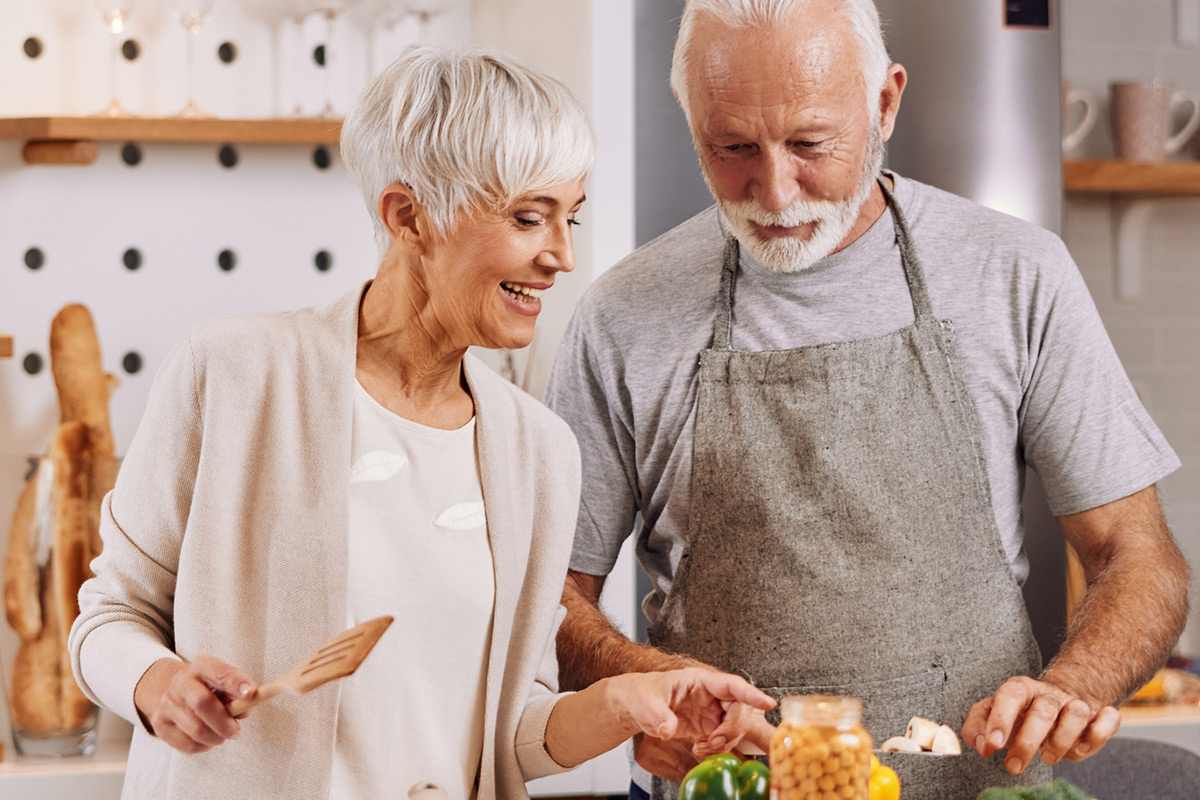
[
  {"xmin": 93, "ymin": 0, "xmax": 137, "ymax": 116},
  {"xmin": 242, "ymin": 0, "xmax": 314, "ymax": 117},
  {"xmin": 405, "ymin": 0, "xmax": 457, "ymax": 42},
  {"xmin": 350, "ymin": 0, "xmax": 414, "ymax": 76},
  {"xmin": 307, "ymin": 0, "xmax": 362, "ymax": 118},
  {"xmin": 172, "ymin": 0, "xmax": 216, "ymax": 117}
]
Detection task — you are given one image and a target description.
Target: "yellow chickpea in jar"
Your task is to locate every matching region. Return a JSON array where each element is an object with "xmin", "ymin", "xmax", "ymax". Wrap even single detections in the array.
[{"xmin": 769, "ymin": 696, "xmax": 872, "ymax": 800}]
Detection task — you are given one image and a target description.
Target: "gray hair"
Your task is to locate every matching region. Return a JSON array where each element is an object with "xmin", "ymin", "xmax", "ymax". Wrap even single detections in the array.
[
  {"xmin": 670, "ymin": 0, "xmax": 890, "ymax": 122},
  {"xmin": 341, "ymin": 45, "xmax": 595, "ymax": 252}
]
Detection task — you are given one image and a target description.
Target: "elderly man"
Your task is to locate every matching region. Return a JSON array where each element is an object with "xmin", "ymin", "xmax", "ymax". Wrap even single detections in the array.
[{"xmin": 545, "ymin": 1, "xmax": 1189, "ymax": 799}]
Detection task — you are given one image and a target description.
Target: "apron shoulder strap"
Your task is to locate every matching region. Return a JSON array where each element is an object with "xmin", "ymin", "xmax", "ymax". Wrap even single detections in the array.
[
  {"xmin": 878, "ymin": 177, "xmax": 935, "ymax": 323},
  {"xmin": 713, "ymin": 236, "xmax": 740, "ymax": 350}
]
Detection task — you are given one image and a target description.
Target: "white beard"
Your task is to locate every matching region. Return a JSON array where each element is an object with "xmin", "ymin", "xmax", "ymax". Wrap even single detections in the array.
[{"xmin": 711, "ymin": 125, "xmax": 885, "ymax": 273}]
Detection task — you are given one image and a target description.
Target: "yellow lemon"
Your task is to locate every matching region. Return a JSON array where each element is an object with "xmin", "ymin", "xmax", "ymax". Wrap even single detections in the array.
[{"xmin": 869, "ymin": 764, "xmax": 900, "ymax": 800}]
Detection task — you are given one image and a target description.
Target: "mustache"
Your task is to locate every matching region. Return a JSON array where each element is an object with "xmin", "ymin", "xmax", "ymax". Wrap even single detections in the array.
[{"xmin": 720, "ymin": 197, "xmax": 844, "ymax": 228}]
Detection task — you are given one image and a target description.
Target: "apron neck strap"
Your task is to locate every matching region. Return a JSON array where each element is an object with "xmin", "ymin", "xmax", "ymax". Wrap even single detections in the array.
[
  {"xmin": 713, "ymin": 236, "xmax": 741, "ymax": 350},
  {"xmin": 878, "ymin": 176, "xmax": 934, "ymax": 324},
  {"xmin": 712, "ymin": 176, "xmax": 935, "ymax": 351}
]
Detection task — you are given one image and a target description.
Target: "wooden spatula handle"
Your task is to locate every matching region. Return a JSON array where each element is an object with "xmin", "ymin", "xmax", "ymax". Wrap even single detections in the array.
[{"xmin": 226, "ymin": 683, "xmax": 285, "ymax": 717}]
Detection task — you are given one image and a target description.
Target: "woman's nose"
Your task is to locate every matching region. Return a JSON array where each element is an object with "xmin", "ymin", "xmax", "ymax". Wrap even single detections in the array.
[{"xmin": 538, "ymin": 224, "xmax": 576, "ymax": 273}]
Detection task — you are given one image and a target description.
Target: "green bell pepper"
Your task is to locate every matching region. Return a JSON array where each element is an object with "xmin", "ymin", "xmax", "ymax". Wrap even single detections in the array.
[{"xmin": 678, "ymin": 755, "xmax": 769, "ymax": 800}]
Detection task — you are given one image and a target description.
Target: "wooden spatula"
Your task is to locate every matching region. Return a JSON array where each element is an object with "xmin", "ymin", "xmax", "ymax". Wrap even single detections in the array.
[{"xmin": 226, "ymin": 615, "xmax": 393, "ymax": 716}]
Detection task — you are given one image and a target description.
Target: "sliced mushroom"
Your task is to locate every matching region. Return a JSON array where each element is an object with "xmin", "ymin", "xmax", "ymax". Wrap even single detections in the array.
[
  {"xmin": 905, "ymin": 716, "xmax": 941, "ymax": 749},
  {"xmin": 880, "ymin": 736, "xmax": 923, "ymax": 753},
  {"xmin": 931, "ymin": 724, "xmax": 962, "ymax": 755}
]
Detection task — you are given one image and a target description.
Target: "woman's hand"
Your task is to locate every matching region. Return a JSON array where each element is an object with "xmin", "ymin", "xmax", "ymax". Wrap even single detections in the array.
[
  {"xmin": 133, "ymin": 655, "xmax": 257, "ymax": 754},
  {"xmin": 609, "ymin": 668, "xmax": 775, "ymax": 755}
]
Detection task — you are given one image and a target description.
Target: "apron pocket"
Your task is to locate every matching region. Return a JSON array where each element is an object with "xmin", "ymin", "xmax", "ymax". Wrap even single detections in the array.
[{"xmin": 763, "ymin": 664, "xmax": 948, "ymax": 744}]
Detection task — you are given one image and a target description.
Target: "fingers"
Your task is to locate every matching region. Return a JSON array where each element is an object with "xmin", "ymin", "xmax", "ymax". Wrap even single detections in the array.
[
  {"xmin": 193, "ymin": 654, "xmax": 257, "ymax": 705},
  {"xmin": 966, "ymin": 676, "xmax": 1120, "ymax": 774},
  {"xmin": 150, "ymin": 656, "xmax": 252, "ymax": 754},
  {"xmin": 695, "ymin": 703, "xmax": 764, "ymax": 755},
  {"xmin": 693, "ymin": 671, "xmax": 776, "ymax": 711},
  {"xmin": 635, "ymin": 733, "xmax": 701, "ymax": 783},
  {"xmin": 1063, "ymin": 706, "xmax": 1120, "ymax": 761}
]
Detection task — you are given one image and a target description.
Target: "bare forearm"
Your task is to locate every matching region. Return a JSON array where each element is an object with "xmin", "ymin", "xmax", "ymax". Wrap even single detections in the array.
[
  {"xmin": 1043, "ymin": 488, "xmax": 1189, "ymax": 707},
  {"xmin": 545, "ymin": 678, "xmax": 639, "ymax": 767},
  {"xmin": 557, "ymin": 570, "xmax": 701, "ymax": 691}
]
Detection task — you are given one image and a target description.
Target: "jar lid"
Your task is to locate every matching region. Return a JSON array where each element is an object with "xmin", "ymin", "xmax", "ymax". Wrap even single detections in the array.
[{"xmin": 779, "ymin": 694, "xmax": 862, "ymax": 725}]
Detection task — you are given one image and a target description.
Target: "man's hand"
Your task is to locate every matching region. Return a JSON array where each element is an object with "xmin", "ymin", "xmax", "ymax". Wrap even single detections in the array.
[
  {"xmin": 635, "ymin": 734, "xmax": 701, "ymax": 783},
  {"xmin": 963, "ymin": 675, "xmax": 1121, "ymax": 774},
  {"xmin": 133, "ymin": 655, "xmax": 257, "ymax": 754}
]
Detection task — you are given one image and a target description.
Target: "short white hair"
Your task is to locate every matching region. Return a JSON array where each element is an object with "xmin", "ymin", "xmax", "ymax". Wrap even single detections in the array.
[
  {"xmin": 341, "ymin": 45, "xmax": 595, "ymax": 252},
  {"xmin": 670, "ymin": 0, "xmax": 890, "ymax": 122}
]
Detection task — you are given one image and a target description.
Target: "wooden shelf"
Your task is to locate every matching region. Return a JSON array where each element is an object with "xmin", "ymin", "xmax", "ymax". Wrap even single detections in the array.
[
  {"xmin": 1064, "ymin": 159, "xmax": 1200, "ymax": 194},
  {"xmin": 0, "ymin": 116, "xmax": 341, "ymax": 146}
]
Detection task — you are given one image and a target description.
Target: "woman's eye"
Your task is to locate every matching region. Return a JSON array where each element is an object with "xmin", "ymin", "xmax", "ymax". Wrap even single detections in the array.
[
  {"xmin": 567, "ymin": 213, "xmax": 582, "ymax": 227},
  {"xmin": 515, "ymin": 213, "xmax": 543, "ymax": 227}
]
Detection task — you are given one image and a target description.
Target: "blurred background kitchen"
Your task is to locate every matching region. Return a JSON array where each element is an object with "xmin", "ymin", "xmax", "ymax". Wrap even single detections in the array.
[{"xmin": 1, "ymin": 0, "xmax": 1198, "ymax": 797}]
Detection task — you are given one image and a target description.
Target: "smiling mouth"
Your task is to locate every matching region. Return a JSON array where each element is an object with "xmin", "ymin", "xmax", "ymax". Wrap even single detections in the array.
[{"xmin": 501, "ymin": 281, "xmax": 546, "ymax": 304}]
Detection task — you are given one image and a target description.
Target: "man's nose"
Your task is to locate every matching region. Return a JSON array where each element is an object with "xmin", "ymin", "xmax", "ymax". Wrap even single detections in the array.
[{"xmin": 753, "ymin": 150, "xmax": 801, "ymax": 212}]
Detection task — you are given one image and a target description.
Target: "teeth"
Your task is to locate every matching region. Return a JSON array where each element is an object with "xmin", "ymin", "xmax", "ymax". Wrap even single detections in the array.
[{"xmin": 501, "ymin": 281, "xmax": 545, "ymax": 301}]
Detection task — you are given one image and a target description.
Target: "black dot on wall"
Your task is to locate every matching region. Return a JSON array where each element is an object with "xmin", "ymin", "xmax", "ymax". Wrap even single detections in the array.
[
  {"xmin": 217, "ymin": 41, "xmax": 237, "ymax": 64},
  {"xmin": 23, "ymin": 352, "xmax": 43, "ymax": 375},
  {"xmin": 314, "ymin": 250, "xmax": 333, "ymax": 272},
  {"xmin": 121, "ymin": 39, "xmax": 140, "ymax": 61},
  {"xmin": 123, "ymin": 247, "xmax": 142, "ymax": 271},
  {"xmin": 122, "ymin": 352, "xmax": 143, "ymax": 375},
  {"xmin": 24, "ymin": 247, "xmax": 45, "ymax": 271},
  {"xmin": 313, "ymin": 44, "xmax": 326, "ymax": 67},
  {"xmin": 217, "ymin": 249, "xmax": 237, "ymax": 272},
  {"xmin": 312, "ymin": 146, "xmax": 331, "ymax": 170},
  {"xmin": 218, "ymin": 144, "xmax": 239, "ymax": 168},
  {"xmin": 23, "ymin": 37, "xmax": 43, "ymax": 59},
  {"xmin": 122, "ymin": 142, "xmax": 143, "ymax": 166}
]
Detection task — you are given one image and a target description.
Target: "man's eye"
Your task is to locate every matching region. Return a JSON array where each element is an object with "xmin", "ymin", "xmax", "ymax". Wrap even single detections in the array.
[
  {"xmin": 724, "ymin": 144, "xmax": 746, "ymax": 152},
  {"xmin": 797, "ymin": 141, "xmax": 818, "ymax": 148}
]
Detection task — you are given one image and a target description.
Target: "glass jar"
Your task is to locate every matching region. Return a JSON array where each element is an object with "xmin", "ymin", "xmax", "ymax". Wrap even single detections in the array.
[
  {"xmin": 2, "ymin": 452, "xmax": 119, "ymax": 757},
  {"xmin": 769, "ymin": 695, "xmax": 872, "ymax": 800}
]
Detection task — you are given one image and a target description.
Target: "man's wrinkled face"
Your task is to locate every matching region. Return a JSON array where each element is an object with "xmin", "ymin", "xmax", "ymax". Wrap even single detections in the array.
[{"xmin": 685, "ymin": 8, "xmax": 883, "ymax": 272}]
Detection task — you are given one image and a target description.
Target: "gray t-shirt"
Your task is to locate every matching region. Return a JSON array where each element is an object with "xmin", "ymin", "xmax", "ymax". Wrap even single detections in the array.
[{"xmin": 545, "ymin": 174, "xmax": 1179, "ymax": 625}]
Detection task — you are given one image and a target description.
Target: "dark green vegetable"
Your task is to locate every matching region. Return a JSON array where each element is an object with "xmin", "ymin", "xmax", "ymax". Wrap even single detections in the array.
[
  {"xmin": 677, "ymin": 755, "xmax": 770, "ymax": 800},
  {"xmin": 678, "ymin": 756, "xmax": 737, "ymax": 800},
  {"xmin": 975, "ymin": 779, "xmax": 1097, "ymax": 800},
  {"xmin": 736, "ymin": 760, "xmax": 769, "ymax": 800}
]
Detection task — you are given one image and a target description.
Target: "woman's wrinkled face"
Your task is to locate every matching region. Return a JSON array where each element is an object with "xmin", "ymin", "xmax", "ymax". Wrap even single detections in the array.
[{"xmin": 423, "ymin": 178, "xmax": 586, "ymax": 351}]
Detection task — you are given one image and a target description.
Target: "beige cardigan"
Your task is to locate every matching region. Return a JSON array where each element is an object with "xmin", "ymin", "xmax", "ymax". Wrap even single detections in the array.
[{"xmin": 68, "ymin": 284, "xmax": 581, "ymax": 800}]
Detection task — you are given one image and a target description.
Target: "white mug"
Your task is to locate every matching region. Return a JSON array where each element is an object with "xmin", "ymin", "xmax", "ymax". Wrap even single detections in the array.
[{"xmin": 1062, "ymin": 84, "xmax": 1098, "ymax": 153}]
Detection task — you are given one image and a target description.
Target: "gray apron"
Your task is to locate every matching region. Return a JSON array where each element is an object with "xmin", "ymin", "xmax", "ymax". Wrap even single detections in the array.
[{"xmin": 647, "ymin": 180, "xmax": 1051, "ymax": 800}]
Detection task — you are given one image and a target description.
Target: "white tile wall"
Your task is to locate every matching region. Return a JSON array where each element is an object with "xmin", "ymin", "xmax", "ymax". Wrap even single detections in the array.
[{"xmin": 1063, "ymin": 1, "xmax": 1200, "ymax": 655}]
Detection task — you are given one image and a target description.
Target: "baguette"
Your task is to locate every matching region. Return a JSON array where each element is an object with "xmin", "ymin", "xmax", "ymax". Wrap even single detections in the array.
[
  {"xmin": 49, "ymin": 421, "xmax": 90, "ymax": 652},
  {"xmin": 49, "ymin": 303, "xmax": 118, "ymax": 565},
  {"xmin": 3, "ymin": 467, "xmax": 42, "ymax": 640},
  {"xmin": 10, "ymin": 559, "xmax": 64, "ymax": 734}
]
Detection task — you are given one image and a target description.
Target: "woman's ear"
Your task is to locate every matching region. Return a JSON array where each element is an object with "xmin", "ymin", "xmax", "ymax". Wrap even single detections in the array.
[{"xmin": 378, "ymin": 184, "xmax": 425, "ymax": 254}]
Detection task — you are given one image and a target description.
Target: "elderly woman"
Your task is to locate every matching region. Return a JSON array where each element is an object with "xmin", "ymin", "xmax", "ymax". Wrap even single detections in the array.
[{"xmin": 68, "ymin": 47, "xmax": 771, "ymax": 800}]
